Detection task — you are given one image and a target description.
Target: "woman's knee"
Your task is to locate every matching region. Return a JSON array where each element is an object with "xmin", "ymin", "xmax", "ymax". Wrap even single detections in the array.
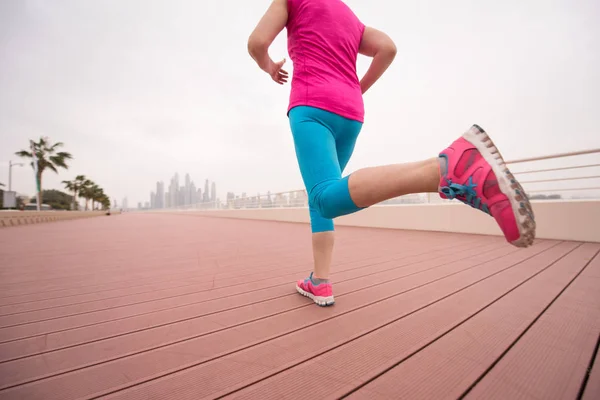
[
  {"xmin": 309, "ymin": 185, "xmax": 340, "ymax": 220},
  {"xmin": 309, "ymin": 176, "xmax": 362, "ymax": 220}
]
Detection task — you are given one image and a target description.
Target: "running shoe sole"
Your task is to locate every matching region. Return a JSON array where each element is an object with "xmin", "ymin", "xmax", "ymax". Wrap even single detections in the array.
[
  {"xmin": 463, "ymin": 125, "xmax": 536, "ymax": 248},
  {"xmin": 296, "ymin": 284, "xmax": 335, "ymax": 307}
]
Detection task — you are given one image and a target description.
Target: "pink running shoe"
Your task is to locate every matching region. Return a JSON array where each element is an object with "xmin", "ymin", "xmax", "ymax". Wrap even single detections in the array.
[
  {"xmin": 439, "ymin": 125, "xmax": 536, "ymax": 248},
  {"xmin": 296, "ymin": 273, "xmax": 335, "ymax": 307}
]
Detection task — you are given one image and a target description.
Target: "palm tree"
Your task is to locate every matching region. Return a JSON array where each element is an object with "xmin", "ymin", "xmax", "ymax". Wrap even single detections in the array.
[
  {"xmin": 62, "ymin": 175, "xmax": 88, "ymax": 210},
  {"xmin": 16, "ymin": 137, "xmax": 72, "ymax": 207},
  {"xmin": 103, "ymin": 197, "xmax": 111, "ymax": 210},
  {"xmin": 62, "ymin": 180, "xmax": 76, "ymax": 210},
  {"xmin": 90, "ymin": 185, "xmax": 103, "ymax": 210},
  {"xmin": 98, "ymin": 193, "xmax": 111, "ymax": 211},
  {"xmin": 78, "ymin": 179, "xmax": 94, "ymax": 210}
]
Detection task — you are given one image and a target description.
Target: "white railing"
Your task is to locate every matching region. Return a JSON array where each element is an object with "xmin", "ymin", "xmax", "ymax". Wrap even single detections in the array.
[
  {"xmin": 507, "ymin": 148, "xmax": 600, "ymax": 198},
  {"xmin": 153, "ymin": 147, "xmax": 600, "ymax": 212}
]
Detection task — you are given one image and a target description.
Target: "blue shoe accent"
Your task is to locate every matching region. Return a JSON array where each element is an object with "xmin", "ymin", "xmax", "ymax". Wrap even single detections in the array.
[
  {"xmin": 304, "ymin": 272, "xmax": 313, "ymax": 285},
  {"xmin": 440, "ymin": 176, "xmax": 491, "ymax": 215}
]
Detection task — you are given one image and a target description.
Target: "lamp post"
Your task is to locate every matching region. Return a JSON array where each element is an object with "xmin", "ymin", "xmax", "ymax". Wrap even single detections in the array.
[{"xmin": 8, "ymin": 160, "xmax": 24, "ymax": 192}]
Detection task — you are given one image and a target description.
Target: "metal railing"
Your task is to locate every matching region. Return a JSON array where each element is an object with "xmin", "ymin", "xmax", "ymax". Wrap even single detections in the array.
[
  {"xmin": 506, "ymin": 148, "xmax": 600, "ymax": 198},
  {"xmin": 153, "ymin": 147, "xmax": 600, "ymax": 212}
]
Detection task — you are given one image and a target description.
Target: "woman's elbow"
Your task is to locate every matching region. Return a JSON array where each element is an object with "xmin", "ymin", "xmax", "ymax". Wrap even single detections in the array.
[
  {"xmin": 384, "ymin": 40, "xmax": 397, "ymax": 60},
  {"xmin": 247, "ymin": 35, "xmax": 266, "ymax": 57}
]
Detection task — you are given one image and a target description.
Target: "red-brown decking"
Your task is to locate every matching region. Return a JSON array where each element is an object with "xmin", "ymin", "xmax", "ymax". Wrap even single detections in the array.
[{"xmin": 0, "ymin": 213, "xmax": 598, "ymax": 400}]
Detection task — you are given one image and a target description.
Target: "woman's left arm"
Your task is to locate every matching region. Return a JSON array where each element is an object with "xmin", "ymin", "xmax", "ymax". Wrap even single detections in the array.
[{"xmin": 248, "ymin": 0, "xmax": 289, "ymax": 84}]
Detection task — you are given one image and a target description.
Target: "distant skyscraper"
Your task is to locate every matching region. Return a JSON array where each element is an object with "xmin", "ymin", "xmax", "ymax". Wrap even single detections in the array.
[
  {"xmin": 169, "ymin": 173, "xmax": 179, "ymax": 207},
  {"xmin": 156, "ymin": 181, "xmax": 165, "ymax": 209},
  {"xmin": 203, "ymin": 179, "xmax": 209, "ymax": 203},
  {"xmin": 150, "ymin": 191, "xmax": 156, "ymax": 209},
  {"xmin": 179, "ymin": 186, "xmax": 185, "ymax": 207},
  {"xmin": 196, "ymin": 188, "xmax": 202, "ymax": 204},
  {"xmin": 211, "ymin": 182, "xmax": 216, "ymax": 202},
  {"xmin": 190, "ymin": 182, "xmax": 197, "ymax": 205},
  {"xmin": 122, "ymin": 197, "xmax": 129, "ymax": 210},
  {"xmin": 184, "ymin": 174, "xmax": 191, "ymax": 205}
]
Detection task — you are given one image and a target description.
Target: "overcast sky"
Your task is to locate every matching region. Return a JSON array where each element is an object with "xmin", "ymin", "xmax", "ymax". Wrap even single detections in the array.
[{"xmin": 1, "ymin": 0, "xmax": 599, "ymax": 205}]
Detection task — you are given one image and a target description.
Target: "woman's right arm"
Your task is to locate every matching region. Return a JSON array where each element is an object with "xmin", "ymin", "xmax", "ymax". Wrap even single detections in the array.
[{"xmin": 358, "ymin": 27, "xmax": 397, "ymax": 94}]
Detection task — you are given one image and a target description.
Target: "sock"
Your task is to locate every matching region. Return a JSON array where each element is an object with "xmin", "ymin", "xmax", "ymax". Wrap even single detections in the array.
[
  {"xmin": 310, "ymin": 274, "xmax": 329, "ymax": 285},
  {"xmin": 438, "ymin": 156, "xmax": 448, "ymax": 177}
]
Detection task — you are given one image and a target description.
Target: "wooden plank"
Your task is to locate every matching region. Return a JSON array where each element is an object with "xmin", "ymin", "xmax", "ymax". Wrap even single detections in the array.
[
  {"xmin": 65, "ymin": 242, "xmax": 560, "ymax": 400},
  {"xmin": 212, "ymin": 242, "xmax": 584, "ymax": 400},
  {"xmin": 0, "ymin": 240, "xmax": 509, "ymax": 389},
  {"xmin": 0, "ymin": 238, "xmax": 500, "ymax": 363},
  {"xmin": 0, "ymin": 232, "xmax": 467, "ymax": 314},
  {"xmin": 583, "ymin": 345, "xmax": 600, "ymax": 400},
  {"xmin": 463, "ymin": 247, "xmax": 600, "ymax": 400},
  {"xmin": 0, "ymin": 218, "xmax": 471, "ymax": 304},
  {"xmin": 0, "ymin": 237, "xmax": 496, "ymax": 345},
  {"xmin": 0, "ymin": 234, "xmax": 491, "ymax": 326},
  {"xmin": 342, "ymin": 243, "xmax": 599, "ymax": 400},
  {"xmin": 0, "ymin": 239, "xmax": 535, "ymax": 399}
]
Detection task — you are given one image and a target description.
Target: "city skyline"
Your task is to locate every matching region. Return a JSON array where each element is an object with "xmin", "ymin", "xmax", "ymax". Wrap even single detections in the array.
[{"xmin": 139, "ymin": 172, "xmax": 219, "ymax": 210}]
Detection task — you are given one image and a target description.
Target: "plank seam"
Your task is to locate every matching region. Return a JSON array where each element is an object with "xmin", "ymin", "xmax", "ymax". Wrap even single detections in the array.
[
  {"xmin": 215, "ymin": 242, "xmax": 577, "ymax": 400},
  {"xmin": 0, "ymin": 241, "xmax": 504, "ymax": 346},
  {"xmin": 1, "ymin": 242, "xmax": 508, "ymax": 364},
  {"xmin": 578, "ymin": 332, "xmax": 600, "ymax": 399},
  {"xmin": 0, "ymin": 244, "xmax": 518, "ymax": 391},
  {"xmin": 0, "ymin": 237, "xmax": 483, "ymax": 306},
  {"xmin": 78, "ymin": 243, "xmax": 553, "ymax": 399},
  {"xmin": 457, "ymin": 246, "xmax": 600, "ymax": 399},
  {"xmin": 0, "ymin": 239, "xmax": 490, "ymax": 327}
]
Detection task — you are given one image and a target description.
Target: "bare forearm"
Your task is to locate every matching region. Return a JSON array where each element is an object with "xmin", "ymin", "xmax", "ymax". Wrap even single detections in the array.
[
  {"xmin": 248, "ymin": 0, "xmax": 288, "ymax": 74},
  {"xmin": 248, "ymin": 43, "xmax": 274, "ymax": 73},
  {"xmin": 360, "ymin": 50, "xmax": 396, "ymax": 94}
]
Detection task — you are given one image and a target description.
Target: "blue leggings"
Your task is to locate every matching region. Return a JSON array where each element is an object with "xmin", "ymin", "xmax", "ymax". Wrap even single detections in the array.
[{"xmin": 289, "ymin": 106, "xmax": 364, "ymax": 233}]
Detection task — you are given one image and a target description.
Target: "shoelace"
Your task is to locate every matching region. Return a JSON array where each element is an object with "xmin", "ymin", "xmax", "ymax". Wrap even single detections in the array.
[{"xmin": 440, "ymin": 176, "xmax": 491, "ymax": 215}]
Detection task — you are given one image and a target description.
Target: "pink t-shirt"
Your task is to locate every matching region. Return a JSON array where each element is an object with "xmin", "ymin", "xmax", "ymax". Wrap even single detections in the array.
[{"xmin": 286, "ymin": 0, "xmax": 366, "ymax": 122}]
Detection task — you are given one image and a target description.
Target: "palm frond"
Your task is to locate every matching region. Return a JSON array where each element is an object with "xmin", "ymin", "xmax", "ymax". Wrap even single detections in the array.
[
  {"xmin": 15, "ymin": 150, "xmax": 32, "ymax": 158},
  {"xmin": 62, "ymin": 180, "xmax": 76, "ymax": 191},
  {"xmin": 55, "ymin": 151, "xmax": 72, "ymax": 159},
  {"xmin": 49, "ymin": 154, "xmax": 71, "ymax": 169}
]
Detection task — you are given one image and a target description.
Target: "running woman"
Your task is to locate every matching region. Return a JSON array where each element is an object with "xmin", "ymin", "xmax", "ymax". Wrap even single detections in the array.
[{"xmin": 248, "ymin": 0, "xmax": 536, "ymax": 306}]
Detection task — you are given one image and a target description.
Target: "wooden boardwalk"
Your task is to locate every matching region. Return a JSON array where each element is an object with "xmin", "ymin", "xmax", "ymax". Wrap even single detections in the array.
[{"xmin": 0, "ymin": 213, "xmax": 598, "ymax": 400}]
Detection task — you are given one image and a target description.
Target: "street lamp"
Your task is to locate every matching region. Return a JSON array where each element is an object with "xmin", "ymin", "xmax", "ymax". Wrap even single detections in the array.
[{"xmin": 8, "ymin": 160, "xmax": 24, "ymax": 192}]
